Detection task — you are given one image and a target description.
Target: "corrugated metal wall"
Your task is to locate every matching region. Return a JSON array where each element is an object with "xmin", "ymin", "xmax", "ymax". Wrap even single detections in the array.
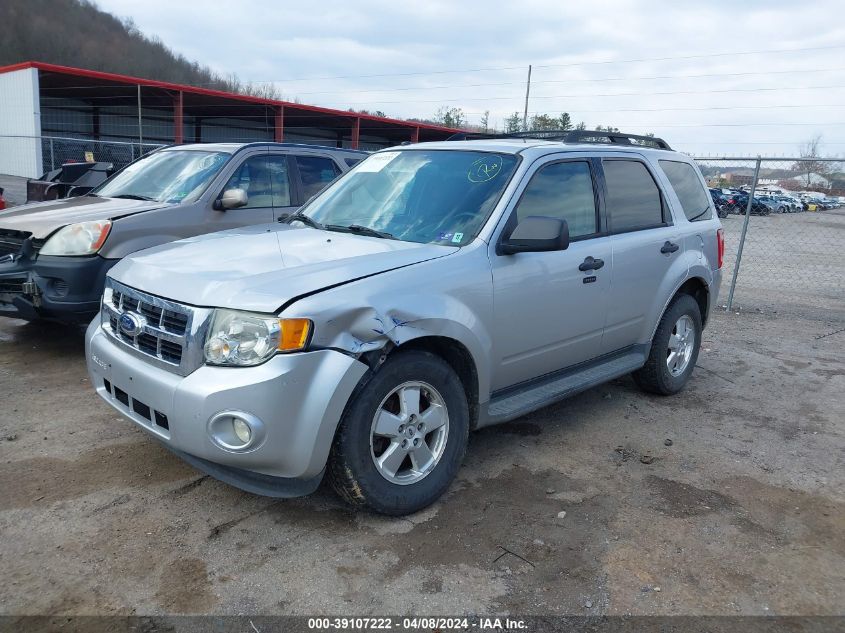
[{"xmin": 0, "ymin": 68, "xmax": 42, "ymax": 178}]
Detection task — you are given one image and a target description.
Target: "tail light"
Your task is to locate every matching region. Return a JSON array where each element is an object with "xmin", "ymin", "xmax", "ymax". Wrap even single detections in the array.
[{"xmin": 716, "ymin": 228, "xmax": 725, "ymax": 269}]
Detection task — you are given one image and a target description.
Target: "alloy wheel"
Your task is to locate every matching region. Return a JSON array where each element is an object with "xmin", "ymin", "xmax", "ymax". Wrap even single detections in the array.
[{"xmin": 369, "ymin": 381, "xmax": 449, "ymax": 485}]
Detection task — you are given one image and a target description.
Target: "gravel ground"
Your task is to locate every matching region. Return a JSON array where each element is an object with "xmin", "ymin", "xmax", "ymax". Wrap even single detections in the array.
[
  {"xmin": 1, "ymin": 208, "xmax": 843, "ymax": 618},
  {"xmin": 1, "ymin": 299, "xmax": 843, "ymax": 616}
]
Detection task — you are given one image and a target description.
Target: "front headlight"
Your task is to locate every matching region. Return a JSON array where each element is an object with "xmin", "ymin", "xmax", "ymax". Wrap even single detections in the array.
[
  {"xmin": 40, "ymin": 220, "xmax": 112, "ymax": 256},
  {"xmin": 204, "ymin": 309, "xmax": 312, "ymax": 367}
]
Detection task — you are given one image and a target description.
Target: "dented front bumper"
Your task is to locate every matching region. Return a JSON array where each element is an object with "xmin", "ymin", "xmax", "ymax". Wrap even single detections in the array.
[{"xmin": 0, "ymin": 254, "xmax": 117, "ymax": 322}]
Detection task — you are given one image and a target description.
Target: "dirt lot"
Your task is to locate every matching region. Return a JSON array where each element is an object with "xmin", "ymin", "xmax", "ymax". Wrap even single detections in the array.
[{"xmin": 1, "ymin": 292, "xmax": 843, "ymax": 616}]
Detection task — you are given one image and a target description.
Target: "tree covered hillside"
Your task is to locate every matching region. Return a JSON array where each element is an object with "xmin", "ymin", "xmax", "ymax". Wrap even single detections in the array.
[{"xmin": 0, "ymin": 0, "xmax": 275, "ymax": 96}]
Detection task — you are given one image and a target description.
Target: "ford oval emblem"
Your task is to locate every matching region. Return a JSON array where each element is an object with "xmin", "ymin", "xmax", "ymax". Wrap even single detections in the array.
[{"xmin": 118, "ymin": 312, "xmax": 145, "ymax": 337}]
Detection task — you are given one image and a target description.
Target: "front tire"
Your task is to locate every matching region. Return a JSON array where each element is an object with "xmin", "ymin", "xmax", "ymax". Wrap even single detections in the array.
[
  {"xmin": 327, "ymin": 350, "xmax": 469, "ymax": 515},
  {"xmin": 633, "ymin": 294, "xmax": 702, "ymax": 396}
]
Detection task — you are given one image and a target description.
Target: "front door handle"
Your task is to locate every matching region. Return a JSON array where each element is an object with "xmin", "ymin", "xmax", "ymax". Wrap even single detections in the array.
[
  {"xmin": 660, "ymin": 241, "xmax": 680, "ymax": 254},
  {"xmin": 579, "ymin": 256, "xmax": 605, "ymax": 272}
]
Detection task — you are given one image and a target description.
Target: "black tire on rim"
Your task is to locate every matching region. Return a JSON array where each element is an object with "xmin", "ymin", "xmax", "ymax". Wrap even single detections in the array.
[
  {"xmin": 327, "ymin": 350, "xmax": 469, "ymax": 515},
  {"xmin": 633, "ymin": 294, "xmax": 702, "ymax": 396}
]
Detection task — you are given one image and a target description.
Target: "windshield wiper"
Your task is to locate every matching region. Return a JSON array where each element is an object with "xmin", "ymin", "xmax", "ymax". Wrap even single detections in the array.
[
  {"xmin": 281, "ymin": 211, "xmax": 325, "ymax": 230},
  {"xmin": 326, "ymin": 224, "xmax": 396, "ymax": 240},
  {"xmin": 111, "ymin": 194, "xmax": 155, "ymax": 201}
]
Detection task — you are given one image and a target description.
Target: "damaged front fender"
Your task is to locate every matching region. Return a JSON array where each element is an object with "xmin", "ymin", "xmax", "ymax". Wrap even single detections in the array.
[{"xmin": 282, "ymin": 247, "xmax": 496, "ymax": 404}]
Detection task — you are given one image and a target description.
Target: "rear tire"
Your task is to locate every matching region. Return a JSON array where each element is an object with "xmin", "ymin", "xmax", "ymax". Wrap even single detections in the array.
[
  {"xmin": 327, "ymin": 350, "xmax": 469, "ymax": 515},
  {"xmin": 633, "ymin": 294, "xmax": 702, "ymax": 396}
]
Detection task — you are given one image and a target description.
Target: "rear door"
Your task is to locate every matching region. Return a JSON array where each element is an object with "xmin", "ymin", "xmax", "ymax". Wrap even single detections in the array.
[
  {"xmin": 288, "ymin": 154, "xmax": 343, "ymax": 217},
  {"xmin": 600, "ymin": 157, "xmax": 681, "ymax": 353}
]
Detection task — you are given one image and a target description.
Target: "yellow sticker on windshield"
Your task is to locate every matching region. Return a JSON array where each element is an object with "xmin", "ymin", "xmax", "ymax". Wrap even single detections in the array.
[{"xmin": 468, "ymin": 156, "xmax": 503, "ymax": 183}]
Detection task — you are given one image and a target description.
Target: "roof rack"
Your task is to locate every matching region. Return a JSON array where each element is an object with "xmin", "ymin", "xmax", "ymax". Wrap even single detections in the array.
[{"xmin": 446, "ymin": 129, "xmax": 672, "ymax": 150}]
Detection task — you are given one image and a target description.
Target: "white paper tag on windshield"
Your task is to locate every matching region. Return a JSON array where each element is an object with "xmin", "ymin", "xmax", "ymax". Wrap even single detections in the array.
[{"xmin": 357, "ymin": 151, "xmax": 400, "ymax": 172}]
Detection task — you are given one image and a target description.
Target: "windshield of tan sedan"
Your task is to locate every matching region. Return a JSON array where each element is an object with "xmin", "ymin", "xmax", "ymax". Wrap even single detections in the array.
[
  {"xmin": 298, "ymin": 150, "xmax": 519, "ymax": 245},
  {"xmin": 94, "ymin": 150, "xmax": 230, "ymax": 204}
]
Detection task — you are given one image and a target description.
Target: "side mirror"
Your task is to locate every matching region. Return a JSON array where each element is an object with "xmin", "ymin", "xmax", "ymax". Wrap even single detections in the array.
[
  {"xmin": 499, "ymin": 216, "xmax": 569, "ymax": 255},
  {"xmin": 216, "ymin": 188, "xmax": 248, "ymax": 210}
]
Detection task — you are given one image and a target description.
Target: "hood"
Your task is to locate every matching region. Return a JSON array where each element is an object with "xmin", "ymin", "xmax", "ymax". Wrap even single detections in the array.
[
  {"xmin": 110, "ymin": 224, "xmax": 458, "ymax": 313},
  {"xmin": 0, "ymin": 196, "xmax": 170, "ymax": 238}
]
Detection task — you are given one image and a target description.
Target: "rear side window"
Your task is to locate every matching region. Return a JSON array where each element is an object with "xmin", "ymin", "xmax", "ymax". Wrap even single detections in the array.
[
  {"xmin": 660, "ymin": 160, "xmax": 712, "ymax": 222},
  {"xmin": 603, "ymin": 160, "xmax": 664, "ymax": 233},
  {"xmin": 514, "ymin": 161, "xmax": 597, "ymax": 238},
  {"xmin": 345, "ymin": 157, "xmax": 363, "ymax": 168},
  {"xmin": 296, "ymin": 155, "xmax": 341, "ymax": 200}
]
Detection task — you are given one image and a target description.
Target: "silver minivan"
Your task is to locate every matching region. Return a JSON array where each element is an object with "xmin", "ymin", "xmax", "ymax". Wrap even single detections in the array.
[
  {"xmin": 0, "ymin": 142, "xmax": 365, "ymax": 323},
  {"xmin": 86, "ymin": 131, "xmax": 724, "ymax": 515}
]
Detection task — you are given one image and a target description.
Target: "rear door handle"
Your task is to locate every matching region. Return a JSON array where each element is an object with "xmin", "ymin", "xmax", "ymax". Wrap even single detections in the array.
[
  {"xmin": 579, "ymin": 256, "xmax": 605, "ymax": 271},
  {"xmin": 660, "ymin": 241, "xmax": 680, "ymax": 254}
]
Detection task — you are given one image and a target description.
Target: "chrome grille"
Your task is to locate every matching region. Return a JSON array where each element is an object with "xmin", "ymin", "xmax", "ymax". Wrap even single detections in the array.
[
  {"xmin": 111, "ymin": 288, "xmax": 189, "ymax": 335},
  {"xmin": 102, "ymin": 279, "xmax": 212, "ymax": 376}
]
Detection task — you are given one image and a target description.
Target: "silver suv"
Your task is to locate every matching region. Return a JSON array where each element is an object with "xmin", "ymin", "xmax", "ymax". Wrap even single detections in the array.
[{"xmin": 86, "ymin": 131, "xmax": 724, "ymax": 515}]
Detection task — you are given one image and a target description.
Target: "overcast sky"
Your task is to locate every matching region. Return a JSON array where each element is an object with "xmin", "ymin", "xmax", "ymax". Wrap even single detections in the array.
[{"xmin": 96, "ymin": 0, "xmax": 844, "ymax": 156}]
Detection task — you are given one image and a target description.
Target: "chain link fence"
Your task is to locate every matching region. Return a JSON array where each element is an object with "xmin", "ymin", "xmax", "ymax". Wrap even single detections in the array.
[
  {"xmin": 0, "ymin": 135, "xmax": 165, "ymax": 185},
  {"xmin": 39, "ymin": 135, "xmax": 165, "ymax": 174},
  {"xmin": 693, "ymin": 157, "xmax": 845, "ymax": 323}
]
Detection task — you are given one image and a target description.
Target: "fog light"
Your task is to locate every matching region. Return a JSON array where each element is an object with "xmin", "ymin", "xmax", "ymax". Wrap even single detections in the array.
[
  {"xmin": 207, "ymin": 410, "xmax": 266, "ymax": 453},
  {"xmin": 233, "ymin": 417, "xmax": 251, "ymax": 444}
]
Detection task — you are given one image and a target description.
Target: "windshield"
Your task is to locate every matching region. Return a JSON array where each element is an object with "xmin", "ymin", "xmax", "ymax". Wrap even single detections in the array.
[
  {"xmin": 297, "ymin": 150, "xmax": 519, "ymax": 245},
  {"xmin": 94, "ymin": 150, "xmax": 230, "ymax": 204}
]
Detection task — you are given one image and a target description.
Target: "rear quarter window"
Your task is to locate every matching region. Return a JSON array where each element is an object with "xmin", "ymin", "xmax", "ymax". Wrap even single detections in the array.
[{"xmin": 660, "ymin": 160, "xmax": 713, "ymax": 222}]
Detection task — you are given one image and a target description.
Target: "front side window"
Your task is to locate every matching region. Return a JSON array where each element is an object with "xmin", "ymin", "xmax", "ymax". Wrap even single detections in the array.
[
  {"xmin": 660, "ymin": 160, "xmax": 711, "ymax": 222},
  {"xmin": 299, "ymin": 150, "xmax": 519, "ymax": 245},
  {"xmin": 603, "ymin": 159, "xmax": 665, "ymax": 233},
  {"xmin": 296, "ymin": 155, "xmax": 341, "ymax": 200},
  {"xmin": 513, "ymin": 161, "xmax": 597, "ymax": 239},
  {"xmin": 223, "ymin": 155, "xmax": 291, "ymax": 208},
  {"xmin": 94, "ymin": 150, "xmax": 229, "ymax": 204}
]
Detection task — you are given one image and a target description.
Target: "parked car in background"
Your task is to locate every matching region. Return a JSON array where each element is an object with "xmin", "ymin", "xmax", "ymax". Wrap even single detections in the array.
[
  {"xmin": 730, "ymin": 193, "xmax": 772, "ymax": 216},
  {"xmin": 802, "ymin": 198, "xmax": 821, "ymax": 211},
  {"xmin": 773, "ymin": 195, "xmax": 800, "ymax": 212},
  {"xmin": 0, "ymin": 142, "xmax": 366, "ymax": 324},
  {"xmin": 757, "ymin": 195, "xmax": 787, "ymax": 213},
  {"xmin": 85, "ymin": 131, "xmax": 723, "ymax": 514},
  {"xmin": 709, "ymin": 188, "xmax": 729, "ymax": 217}
]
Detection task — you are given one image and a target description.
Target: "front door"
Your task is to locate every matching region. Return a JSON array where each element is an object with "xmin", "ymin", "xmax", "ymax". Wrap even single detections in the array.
[
  {"xmin": 209, "ymin": 150, "xmax": 276, "ymax": 229},
  {"xmin": 490, "ymin": 158, "xmax": 611, "ymax": 391}
]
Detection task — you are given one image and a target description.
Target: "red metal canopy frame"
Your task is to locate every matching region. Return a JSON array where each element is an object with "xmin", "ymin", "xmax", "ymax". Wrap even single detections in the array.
[{"xmin": 0, "ymin": 61, "xmax": 460, "ymax": 148}]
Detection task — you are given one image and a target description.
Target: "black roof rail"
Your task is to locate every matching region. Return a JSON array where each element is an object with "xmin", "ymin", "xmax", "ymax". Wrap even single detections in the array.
[{"xmin": 446, "ymin": 129, "xmax": 672, "ymax": 150}]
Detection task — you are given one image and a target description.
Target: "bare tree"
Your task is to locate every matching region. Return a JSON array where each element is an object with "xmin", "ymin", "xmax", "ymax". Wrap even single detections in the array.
[
  {"xmin": 480, "ymin": 111, "xmax": 491, "ymax": 133},
  {"xmin": 433, "ymin": 106, "xmax": 466, "ymax": 129},
  {"xmin": 795, "ymin": 135, "xmax": 831, "ymax": 189},
  {"xmin": 528, "ymin": 113, "xmax": 559, "ymax": 131}
]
